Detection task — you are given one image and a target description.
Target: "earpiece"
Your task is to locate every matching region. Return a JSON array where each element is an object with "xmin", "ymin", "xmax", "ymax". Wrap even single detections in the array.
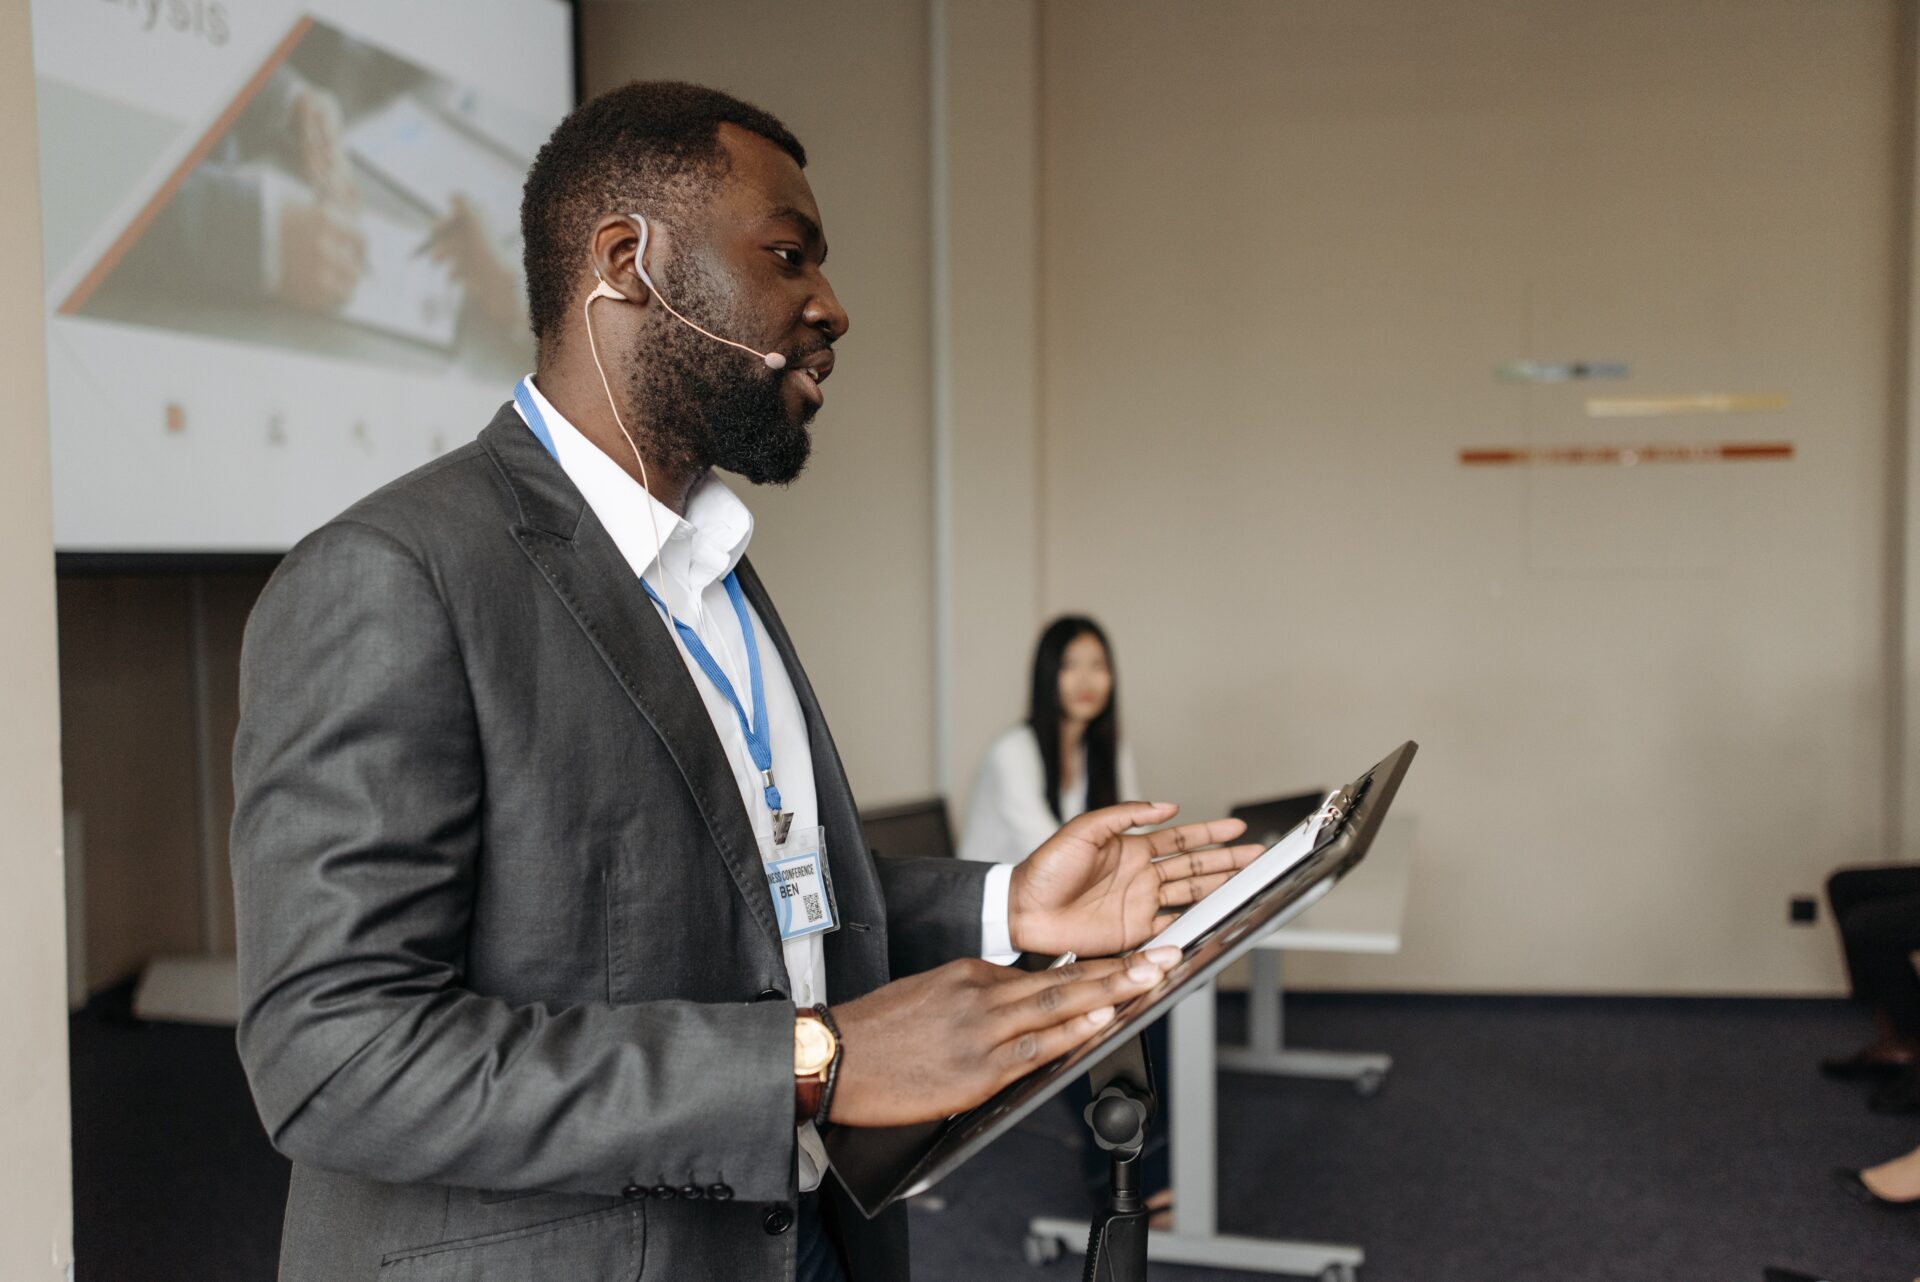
[
  {"xmin": 590, "ymin": 212, "xmax": 788, "ymax": 371},
  {"xmin": 578, "ymin": 209, "xmax": 791, "ymax": 629}
]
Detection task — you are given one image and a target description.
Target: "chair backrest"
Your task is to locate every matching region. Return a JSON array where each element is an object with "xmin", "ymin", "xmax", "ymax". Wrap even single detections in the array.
[
  {"xmin": 1228, "ymin": 789, "xmax": 1327, "ymax": 851},
  {"xmin": 858, "ymin": 797, "xmax": 955, "ymax": 859}
]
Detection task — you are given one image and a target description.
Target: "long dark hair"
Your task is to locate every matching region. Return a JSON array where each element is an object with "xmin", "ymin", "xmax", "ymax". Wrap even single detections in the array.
[{"xmin": 1028, "ymin": 616, "xmax": 1121, "ymax": 821}]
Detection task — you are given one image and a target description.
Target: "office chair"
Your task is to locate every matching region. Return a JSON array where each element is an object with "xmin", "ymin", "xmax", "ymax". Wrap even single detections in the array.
[{"xmin": 858, "ymin": 797, "xmax": 955, "ymax": 860}]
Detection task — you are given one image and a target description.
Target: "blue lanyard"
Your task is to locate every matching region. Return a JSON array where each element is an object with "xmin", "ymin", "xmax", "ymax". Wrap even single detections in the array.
[
  {"xmin": 513, "ymin": 378, "xmax": 559, "ymax": 462},
  {"xmin": 638, "ymin": 572, "xmax": 782, "ymax": 815},
  {"xmin": 513, "ymin": 377, "xmax": 782, "ymax": 817}
]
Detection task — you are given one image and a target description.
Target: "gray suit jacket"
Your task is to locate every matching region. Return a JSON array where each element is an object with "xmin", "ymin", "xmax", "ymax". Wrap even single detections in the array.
[{"xmin": 231, "ymin": 403, "xmax": 991, "ymax": 1281}]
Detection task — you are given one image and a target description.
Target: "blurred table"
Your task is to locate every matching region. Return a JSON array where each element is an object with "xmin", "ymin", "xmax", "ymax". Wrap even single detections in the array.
[{"xmin": 1026, "ymin": 819, "xmax": 1411, "ymax": 1280}]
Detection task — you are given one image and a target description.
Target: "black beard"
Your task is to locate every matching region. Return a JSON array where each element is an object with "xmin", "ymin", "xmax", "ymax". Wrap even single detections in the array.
[{"xmin": 622, "ymin": 257, "xmax": 814, "ymax": 486}]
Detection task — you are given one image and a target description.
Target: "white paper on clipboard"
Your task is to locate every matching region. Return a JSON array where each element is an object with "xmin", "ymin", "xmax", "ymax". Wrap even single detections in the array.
[
  {"xmin": 1142, "ymin": 791, "xmax": 1337, "ymax": 953},
  {"xmin": 346, "ymin": 95, "xmax": 525, "ymax": 231},
  {"xmin": 335, "ymin": 205, "xmax": 464, "ymax": 348}
]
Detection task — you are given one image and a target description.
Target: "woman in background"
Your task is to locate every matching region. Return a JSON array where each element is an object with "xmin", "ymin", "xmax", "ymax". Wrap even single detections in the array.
[
  {"xmin": 1838, "ymin": 1141, "xmax": 1920, "ymax": 1209},
  {"xmin": 961, "ymin": 616, "xmax": 1172, "ymax": 1221},
  {"xmin": 1820, "ymin": 864, "xmax": 1920, "ymax": 1114},
  {"xmin": 960, "ymin": 615, "xmax": 1140, "ymax": 864}
]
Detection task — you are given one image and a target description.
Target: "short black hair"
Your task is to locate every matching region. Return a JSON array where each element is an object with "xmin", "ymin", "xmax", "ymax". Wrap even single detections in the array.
[{"xmin": 520, "ymin": 81, "xmax": 806, "ymax": 347}]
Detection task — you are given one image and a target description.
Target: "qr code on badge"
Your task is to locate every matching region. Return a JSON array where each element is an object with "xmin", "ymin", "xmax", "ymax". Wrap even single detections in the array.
[{"xmin": 804, "ymin": 893, "xmax": 823, "ymax": 924}]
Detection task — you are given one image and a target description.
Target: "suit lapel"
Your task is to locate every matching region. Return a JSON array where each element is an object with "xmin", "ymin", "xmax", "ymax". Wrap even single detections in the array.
[
  {"xmin": 734, "ymin": 560, "xmax": 889, "ymax": 994},
  {"xmin": 480, "ymin": 408, "xmax": 783, "ymax": 955}
]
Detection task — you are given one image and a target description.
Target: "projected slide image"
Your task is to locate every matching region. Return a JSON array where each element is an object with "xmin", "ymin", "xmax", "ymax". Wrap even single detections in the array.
[
  {"xmin": 57, "ymin": 15, "xmax": 537, "ymax": 377},
  {"xmin": 34, "ymin": 0, "xmax": 572, "ymax": 551}
]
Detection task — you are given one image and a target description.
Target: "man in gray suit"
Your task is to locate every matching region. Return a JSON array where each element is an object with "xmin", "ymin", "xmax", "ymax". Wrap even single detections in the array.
[{"xmin": 231, "ymin": 81, "xmax": 1255, "ymax": 1281}]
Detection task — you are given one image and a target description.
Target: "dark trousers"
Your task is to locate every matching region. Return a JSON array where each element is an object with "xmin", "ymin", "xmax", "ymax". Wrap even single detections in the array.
[
  {"xmin": 1828, "ymin": 864, "xmax": 1920, "ymax": 1038},
  {"xmin": 796, "ymin": 1191, "xmax": 849, "ymax": 1282}
]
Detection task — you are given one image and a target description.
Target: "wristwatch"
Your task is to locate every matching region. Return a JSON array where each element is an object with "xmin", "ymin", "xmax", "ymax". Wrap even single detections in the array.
[{"xmin": 793, "ymin": 1005, "xmax": 841, "ymax": 1125}]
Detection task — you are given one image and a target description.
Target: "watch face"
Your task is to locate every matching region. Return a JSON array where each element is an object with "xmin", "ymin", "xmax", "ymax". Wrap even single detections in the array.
[{"xmin": 795, "ymin": 1016, "xmax": 836, "ymax": 1076}]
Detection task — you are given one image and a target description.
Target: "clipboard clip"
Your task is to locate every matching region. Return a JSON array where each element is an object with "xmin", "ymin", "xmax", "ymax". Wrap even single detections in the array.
[{"xmin": 1310, "ymin": 784, "xmax": 1357, "ymax": 844}]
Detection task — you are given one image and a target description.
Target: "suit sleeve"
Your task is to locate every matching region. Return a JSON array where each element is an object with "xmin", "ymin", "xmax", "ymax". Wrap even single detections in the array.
[
  {"xmin": 231, "ymin": 520, "xmax": 796, "ymax": 1202},
  {"xmin": 871, "ymin": 854, "xmax": 992, "ymax": 975}
]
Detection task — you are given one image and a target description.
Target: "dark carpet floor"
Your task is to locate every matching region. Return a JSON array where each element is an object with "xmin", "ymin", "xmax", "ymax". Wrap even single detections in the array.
[{"xmin": 69, "ymin": 990, "xmax": 1918, "ymax": 1281}]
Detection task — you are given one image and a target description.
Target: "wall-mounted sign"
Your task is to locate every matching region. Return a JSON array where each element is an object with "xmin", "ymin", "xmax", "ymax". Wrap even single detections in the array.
[
  {"xmin": 1586, "ymin": 392, "xmax": 1788, "ymax": 418},
  {"xmin": 1460, "ymin": 442, "xmax": 1794, "ymax": 467},
  {"xmin": 1497, "ymin": 360, "xmax": 1630, "ymax": 383}
]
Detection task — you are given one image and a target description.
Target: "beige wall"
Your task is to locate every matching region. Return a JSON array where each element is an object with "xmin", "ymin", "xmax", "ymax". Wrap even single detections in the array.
[
  {"xmin": 0, "ymin": 0, "xmax": 76, "ymax": 1274},
  {"xmin": 582, "ymin": 0, "xmax": 940, "ymax": 807},
  {"xmin": 579, "ymin": 0, "xmax": 1908, "ymax": 993},
  {"xmin": 1037, "ymin": 0, "xmax": 1902, "ymax": 993},
  {"xmin": 46, "ymin": 1, "xmax": 1915, "ymax": 1009},
  {"xmin": 934, "ymin": 0, "xmax": 1046, "ymax": 800}
]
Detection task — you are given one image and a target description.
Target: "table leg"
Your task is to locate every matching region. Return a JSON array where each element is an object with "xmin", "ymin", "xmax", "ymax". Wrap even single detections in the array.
[
  {"xmin": 1024, "ymin": 979, "xmax": 1365, "ymax": 1279},
  {"xmin": 1168, "ymin": 976, "xmax": 1217, "ymax": 1233},
  {"xmin": 1246, "ymin": 949, "xmax": 1283, "ymax": 1055},
  {"xmin": 1217, "ymin": 949, "xmax": 1391, "ymax": 1093}
]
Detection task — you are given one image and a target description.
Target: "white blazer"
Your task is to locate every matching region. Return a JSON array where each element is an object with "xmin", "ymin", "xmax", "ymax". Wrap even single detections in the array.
[{"xmin": 958, "ymin": 724, "xmax": 1142, "ymax": 864}]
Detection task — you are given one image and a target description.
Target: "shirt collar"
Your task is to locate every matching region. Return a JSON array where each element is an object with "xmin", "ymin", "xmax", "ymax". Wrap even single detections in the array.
[{"xmin": 516, "ymin": 375, "xmax": 754, "ymax": 600}]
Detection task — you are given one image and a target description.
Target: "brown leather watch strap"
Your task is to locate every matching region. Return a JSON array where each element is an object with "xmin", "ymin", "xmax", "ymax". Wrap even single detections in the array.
[
  {"xmin": 793, "ymin": 1008, "xmax": 836, "ymax": 1122},
  {"xmin": 795, "ymin": 1075, "xmax": 825, "ymax": 1122}
]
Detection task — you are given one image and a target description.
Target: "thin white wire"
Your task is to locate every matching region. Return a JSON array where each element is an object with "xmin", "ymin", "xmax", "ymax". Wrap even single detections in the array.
[
  {"xmin": 629, "ymin": 210, "xmax": 784, "ymax": 370},
  {"xmin": 584, "ymin": 291, "xmax": 678, "ymax": 626},
  {"xmin": 584, "ymin": 291, "xmax": 753, "ymax": 698},
  {"xmin": 646, "ymin": 279, "xmax": 783, "ymax": 369}
]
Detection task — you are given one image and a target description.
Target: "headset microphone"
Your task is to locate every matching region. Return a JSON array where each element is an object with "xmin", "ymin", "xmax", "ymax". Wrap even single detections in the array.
[
  {"xmin": 578, "ymin": 210, "xmax": 791, "ymax": 630},
  {"xmin": 593, "ymin": 212, "xmax": 787, "ymax": 370}
]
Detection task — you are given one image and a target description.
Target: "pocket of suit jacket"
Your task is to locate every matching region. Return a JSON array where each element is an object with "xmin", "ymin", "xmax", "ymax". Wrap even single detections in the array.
[{"xmin": 378, "ymin": 1201, "xmax": 644, "ymax": 1280}]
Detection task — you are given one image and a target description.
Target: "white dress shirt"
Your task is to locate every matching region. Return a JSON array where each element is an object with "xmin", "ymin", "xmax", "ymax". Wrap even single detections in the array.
[
  {"xmin": 959, "ymin": 725, "xmax": 1141, "ymax": 864},
  {"xmin": 515, "ymin": 379, "xmax": 1013, "ymax": 1186}
]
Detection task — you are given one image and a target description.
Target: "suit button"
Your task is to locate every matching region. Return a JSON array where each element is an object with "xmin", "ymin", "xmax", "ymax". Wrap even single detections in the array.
[
  {"xmin": 708, "ymin": 1184, "xmax": 734, "ymax": 1201},
  {"xmin": 757, "ymin": 988, "xmax": 787, "ymax": 1002},
  {"xmin": 763, "ymin": 1207, "xmax": 794, "ymax": 1235},
  {"xmin": 621, "ymin": 1184, "xmax": 646, "ymax": 1201},
  {"xmin": 679, "ymin": 1184, "xmax": 705, "ymax": 1200},
  {"xmin": 651, "ymin": 1185, "xmax": 677, "ymax": 1200}
]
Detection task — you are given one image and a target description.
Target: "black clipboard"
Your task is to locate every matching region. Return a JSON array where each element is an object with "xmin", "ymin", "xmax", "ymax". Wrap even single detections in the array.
[{"xmin": 828, "ymin": 740, "xmax": 1419, "ymax": 1217}]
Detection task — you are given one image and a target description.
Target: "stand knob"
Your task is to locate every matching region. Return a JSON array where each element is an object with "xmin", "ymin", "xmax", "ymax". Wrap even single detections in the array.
[{"xmin": 1084, "ymin": 1087, "xmax": 1149, "ymax": 1156}]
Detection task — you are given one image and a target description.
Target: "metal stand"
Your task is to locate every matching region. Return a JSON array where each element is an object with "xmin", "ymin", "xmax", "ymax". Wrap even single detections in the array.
[
  {"xmin": 1026, "ymin": 984, "xmax": 1363, "ymax": 1281},
  {"xmin": 1217, "ymin": 951, "xmax": 1390, "ymax": 1095},
  {"xmin": 1078, "ymin": 1036, "xmax": 1154, "ymax": 1282}
]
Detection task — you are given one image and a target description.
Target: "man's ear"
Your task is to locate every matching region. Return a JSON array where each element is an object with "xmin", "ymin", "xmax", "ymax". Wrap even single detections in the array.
[{"xmin": 588, "ymin": 214, "xmax": 651, "ymax": 306}]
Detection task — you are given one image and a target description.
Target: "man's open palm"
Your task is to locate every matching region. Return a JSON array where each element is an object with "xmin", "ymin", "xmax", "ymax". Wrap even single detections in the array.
[{"xmin": 1007, "ymin": 802, "xmax": 1262, "ymax": 958}]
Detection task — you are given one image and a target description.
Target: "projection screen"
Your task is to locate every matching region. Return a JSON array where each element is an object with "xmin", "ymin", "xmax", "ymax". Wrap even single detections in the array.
[{"xmin": 33, "ymin": 0, "xmax": 575, "ymax": 552}]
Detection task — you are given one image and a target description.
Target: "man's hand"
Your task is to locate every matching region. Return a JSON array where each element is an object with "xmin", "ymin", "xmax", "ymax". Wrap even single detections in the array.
[
  {"xmin": 428, "ymin": 194, "xmax": 523, "ymax": 333},
  {"xmin": 277, "ymin": 200, "xmax": 366, "ymax": 312},
  {"xmin": 1007, "ymin": 803, "xmax": 1262, "ymax": 958},
  {"xmin": 291, "ymin": 85, "xmax": 356, "ymax": 207},
  {"xmin": 827, "ymin": 949, "xmax": 1178, "ymax": 1127}
]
